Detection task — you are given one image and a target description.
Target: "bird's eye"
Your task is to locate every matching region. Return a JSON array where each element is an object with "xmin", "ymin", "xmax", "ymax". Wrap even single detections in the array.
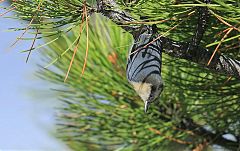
[
  {"xmin": 151, "ymin": 86, "xmax": 156, "ymax": 92},
  {"xmin": 149, "ymin": 94, "xmax": 154, "ymax": 100},
  {"xmin": 158, "ymin": 84, "xmax": 163, "ymax": 90}
]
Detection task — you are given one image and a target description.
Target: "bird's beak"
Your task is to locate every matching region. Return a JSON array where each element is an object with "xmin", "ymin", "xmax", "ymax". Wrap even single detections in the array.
[{"xmin": 144, "ymin": 101, "xmax": 149, "ymax": 113}]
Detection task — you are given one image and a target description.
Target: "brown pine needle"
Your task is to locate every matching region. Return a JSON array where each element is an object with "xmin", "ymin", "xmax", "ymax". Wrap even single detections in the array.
[
  {"xmin": 129, "ymin": 20, "xmax": 186, "ymax": 56},
  {"xmin": 10, "ymin": 18, "xmax": 34, "ymax": 47},
  {"xmin": 207, "ymin": 28, "xmax": 233, "ymax": 66},
  {"xmin": 215, "ymin": 27, "xmax": 230, "ymax": 38},
  {"xmin": 219, "ymin": 42, "xmax": 240, "ymax": 52},
  {"xmin": 0, "ymin": 6, "xmax": 15, "ymax": 17},
  {"xmin": 123, "ymin": 18, "xmax": 173, "ymax": 25},
  {"xmin": 25, "ymin": 1, "xmax": 43, "ymax": 63},
  {"xmin": 26, "ymin": 28, "xmax": 39, "ymax": 63},
  {"xmin": 64, "ymin": 12, "xmax": 86, "ymax": 82},
  {"xmin": 108, "ymin": 52, "xmax": 118, "ymax": 65},
  {"xmin": 211, "ymin": 10, "xmax": 240, "ymax": 32},
  {"xmin": 64, "ymin": 37, "xmax": 81, "ymax": 82},
  {"xmin": 149, "ymin": 127, "xmax": 192, "ymax": 145},
  {"xmin": 129, "ymin": 11, "xmax": 194, "ymax": 56},
  {"xmin": 172, "ymin": 126, "xmax": 196, "ymax": 136},
  {"xmin": 81, "ymin": 2, "xmax": 89, "ymax": 77},
  {"xmin": 193, "ymin": 140, "xmax": 208, "ymax": 151},
  {"xmin": 222, "ymin": 76, "xmax": 232, "ymax": 86},
  {"xmin": 11, "ymin": 2, "xmax": 42, "ymax": 48}
]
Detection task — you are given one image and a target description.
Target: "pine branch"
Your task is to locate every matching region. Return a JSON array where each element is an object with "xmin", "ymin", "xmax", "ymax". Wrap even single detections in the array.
[
  {"xmin": 157, "ymin": 104, "xmax": 240, "ymax": 150},
  {"xmin": 95, "ymin": 0, "xmax": 240, "ymax": 149},
  {"xmin": 180, "ymin": 117, "xmax": 240, "ymax": 151},
  {"xmin": 96, "ymin": 0, "xmax": 240, "ymax": 80},
  {"xmin": 96, "ymin": 0, "xmax": 140, "ymax": 36},
  {"xmin": 159, "ymin": 37, "xmax": 240, "ymax": 79}
]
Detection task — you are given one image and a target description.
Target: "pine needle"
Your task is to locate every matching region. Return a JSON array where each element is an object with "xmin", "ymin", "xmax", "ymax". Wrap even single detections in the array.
[
  {"xmin": 10, "ymin": 17, "xmax": 35, "ymax": 48},
  {"xmin": 129, "ymin": 12, "xmax": 194, "ymax": 56},
  {"xmin": 11, "ymin": 2, "xmax": 42, "ymax": 48},
  {"xmin": 44, "ymin": 33, "xmax": 83, "ymax": 68},
  {"xmin": 0, "ymin": 6, "xmax": 15, "ymax": 17},
  {"xmin": 26, "ymin": 28, "xmax": 39, "ymax": 63},
  {"xmin": 210, "ymin": 10, "xmax": 240, "ymax": 32},
  {"xmin": 80, "ymin": 1, "xmax": 89, "ymax": 77},
  {"xmin": 149, "ymin": 127, "xmax": 192, "ymax": 145},
  {"xmin": 25, "ymin": 1, "xmax": 44, "ymax": 63},
  {"xmin": 222, "ymin": 76, "xmax": 232, "ymax": 86},
  {"xmin": 207, "ymin": 27, "xmax": 233, "ymax": 66},
  {"xmin": 123, "ymin": 18, "xmax": 173, "ymax": 25},
  {"xmin": 64, "ymin": 8, "xmax": 86, "ymax": 82}
]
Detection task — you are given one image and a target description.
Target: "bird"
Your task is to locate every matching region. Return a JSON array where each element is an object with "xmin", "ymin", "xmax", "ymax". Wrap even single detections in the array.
[{"xmin": 126, "ymin": 28, "xmax": 164, "ymax": 113}]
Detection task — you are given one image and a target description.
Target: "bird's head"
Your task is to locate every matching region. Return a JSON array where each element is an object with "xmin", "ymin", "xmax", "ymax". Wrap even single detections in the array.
[{"xmin": 129, "ymin": 74, "xmax": 163, "ymax": 112}]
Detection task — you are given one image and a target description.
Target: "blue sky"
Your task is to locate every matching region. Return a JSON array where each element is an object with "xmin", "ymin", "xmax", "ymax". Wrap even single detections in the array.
[{"xmin": 0, "ymin": 3, "xmax": 69, "ymax": 150}]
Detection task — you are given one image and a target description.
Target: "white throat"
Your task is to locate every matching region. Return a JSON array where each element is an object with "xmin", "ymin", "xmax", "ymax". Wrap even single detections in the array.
[{"xmin": 130, "ymin": 81, "xmax": 152, "ymax": 102}]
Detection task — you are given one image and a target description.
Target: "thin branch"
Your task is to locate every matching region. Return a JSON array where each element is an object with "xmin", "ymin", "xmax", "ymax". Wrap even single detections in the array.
[
  {"xmin": 191, "ymin": 0, "xmax": 210, "ymax": 46},
  {"xmin": 96, "ymin": 0, "xmax": 240, "ymax": 79},
  {"xmin": 96, "ymin": 0, "xmax": 140, "ymax": 37},
  {"xmin": 159, "ymin": 37, "xmax": 240, "ymax": 79}
]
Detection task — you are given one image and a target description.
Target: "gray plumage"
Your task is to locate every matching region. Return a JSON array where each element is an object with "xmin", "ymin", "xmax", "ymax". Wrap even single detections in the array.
[{"xmin": 126, "ymin": 31, "xmax": 164, "ymax": 112}]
